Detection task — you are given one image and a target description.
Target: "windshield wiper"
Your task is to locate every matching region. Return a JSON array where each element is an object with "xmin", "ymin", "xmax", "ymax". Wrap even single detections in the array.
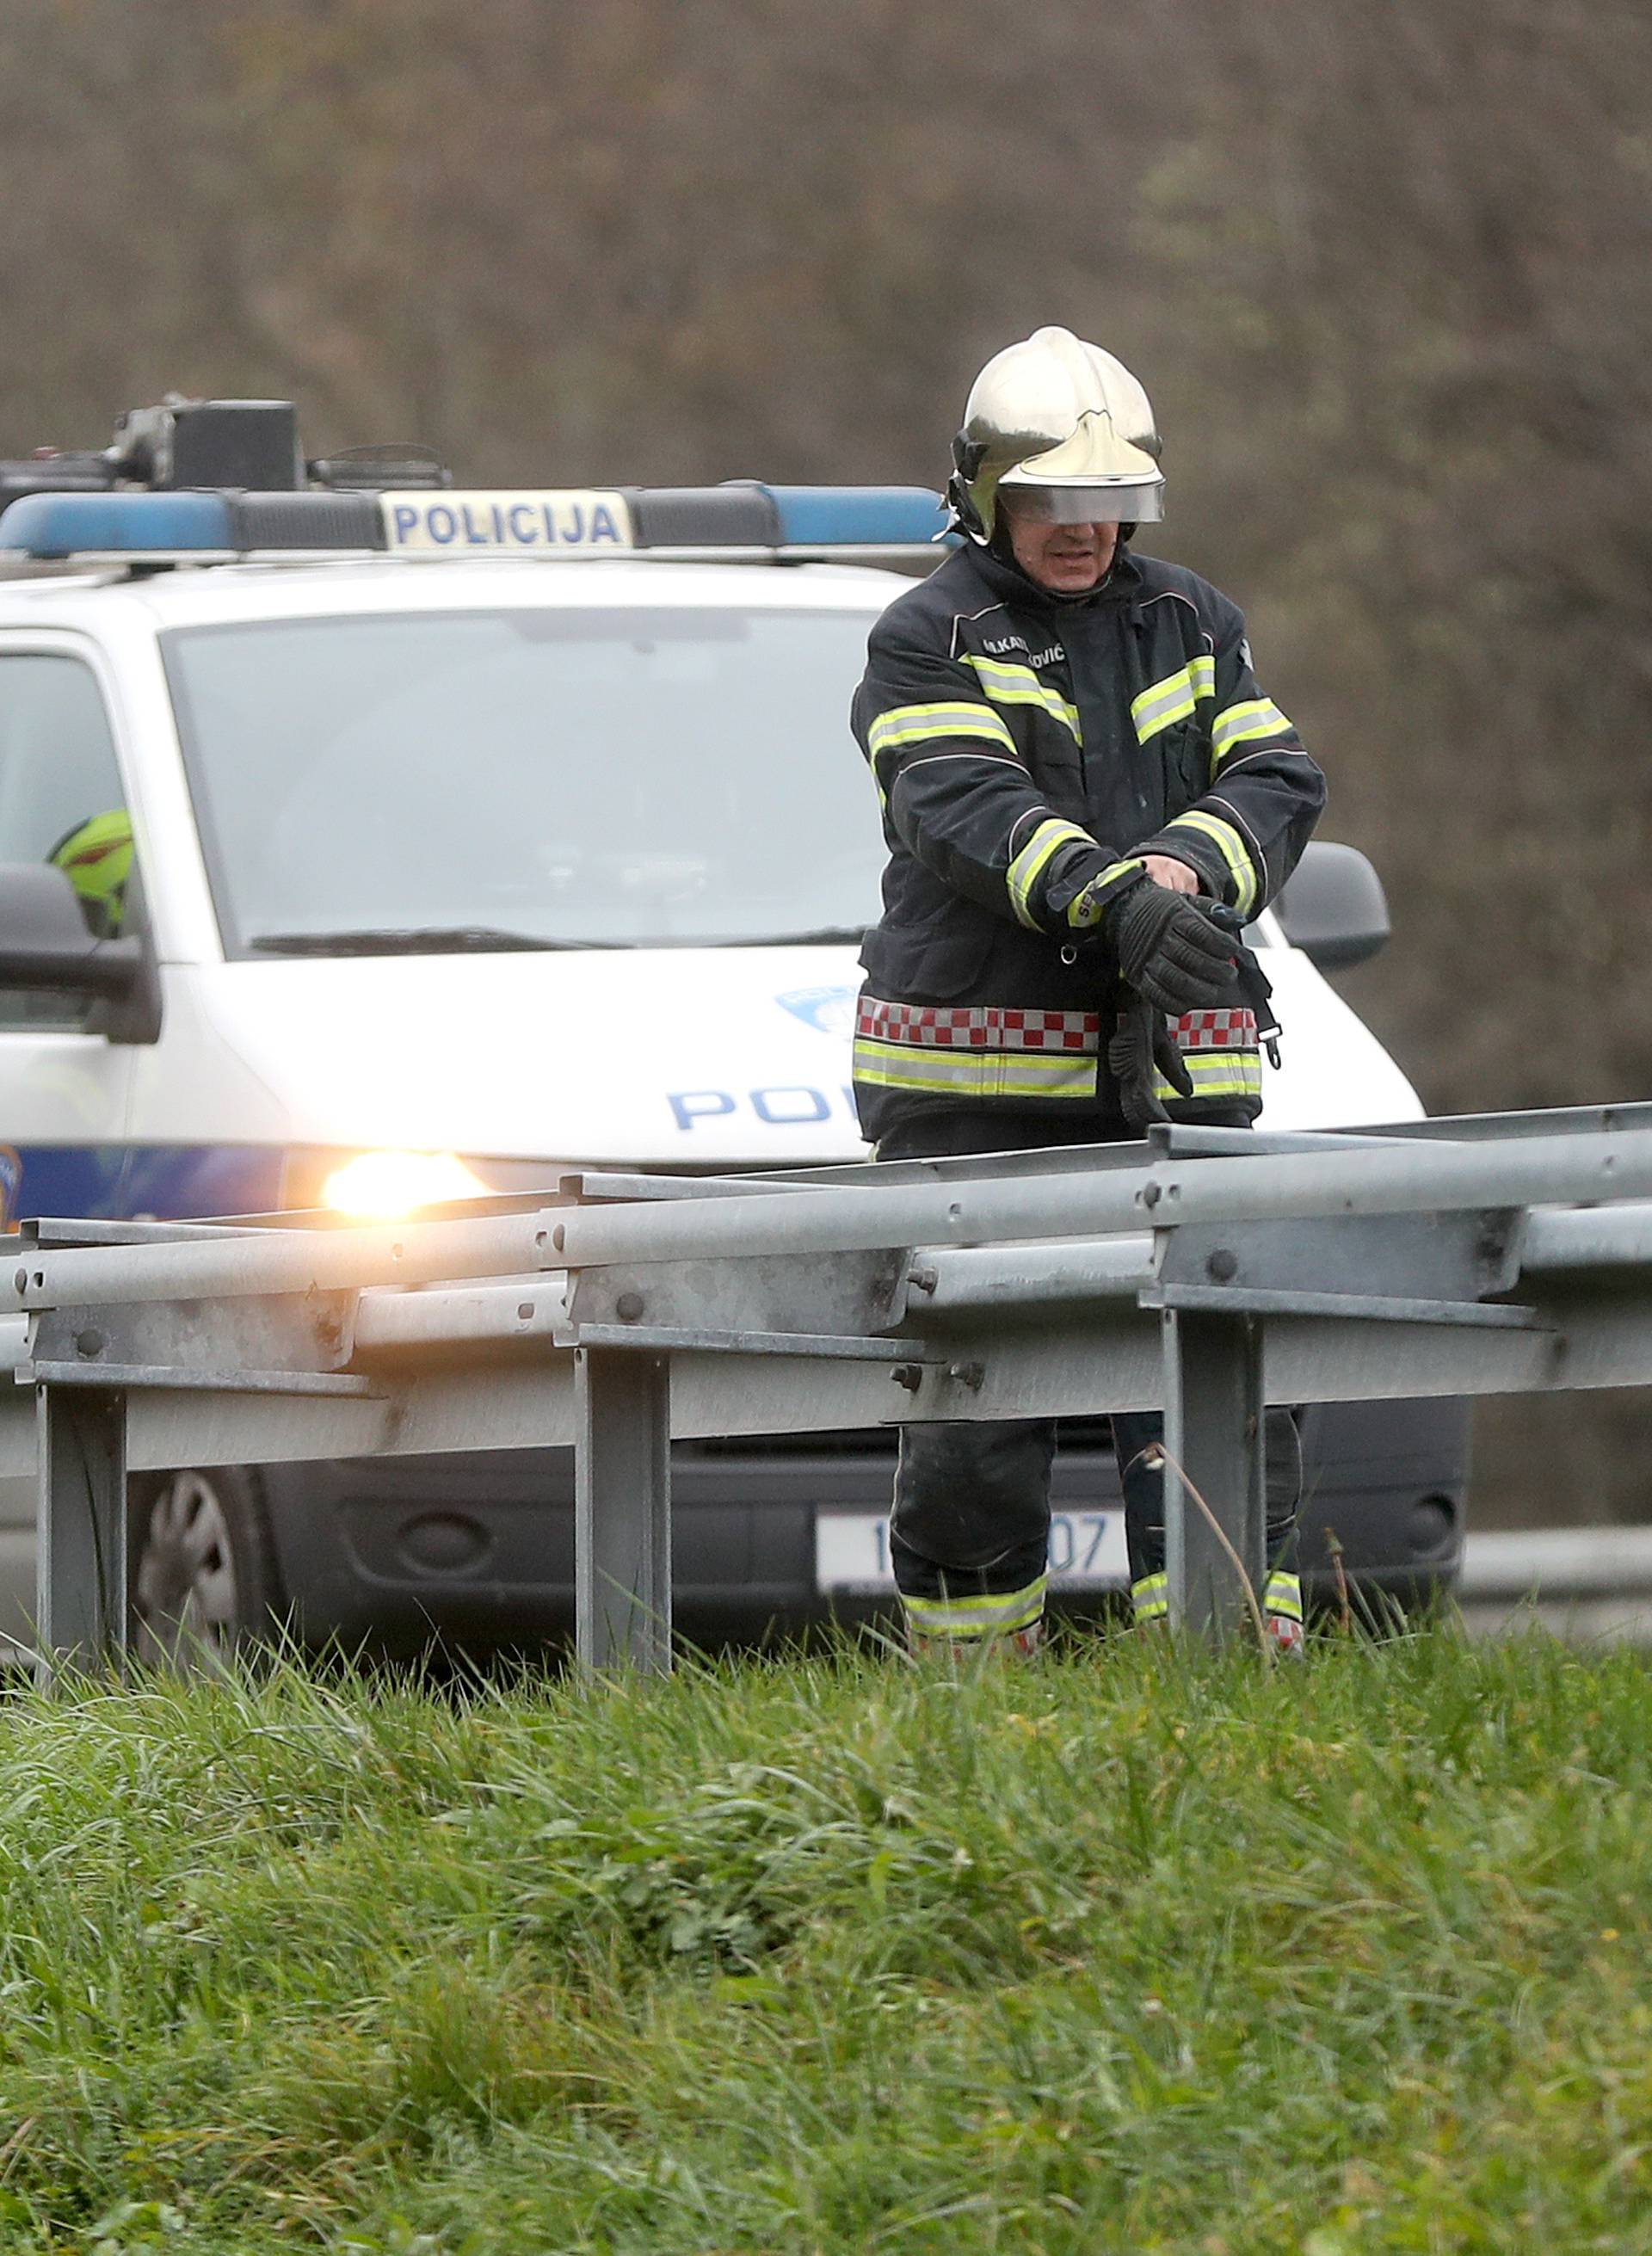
[
  {"xmin": 707, "ymin": 926, "xmax": 866, "ymax": 948},
  {"xmin": 248, "ymin": 924, "xmax": 864, "ymax": 956},
  {"xmin": 248, "ymin": 927, "xmax": 633, "ymax": 956}
]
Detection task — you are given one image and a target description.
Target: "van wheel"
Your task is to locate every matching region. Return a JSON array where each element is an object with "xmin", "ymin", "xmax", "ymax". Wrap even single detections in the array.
[{"xmin": 128, "ymin": 1467, "xmax": 280, "ymax": 1667}]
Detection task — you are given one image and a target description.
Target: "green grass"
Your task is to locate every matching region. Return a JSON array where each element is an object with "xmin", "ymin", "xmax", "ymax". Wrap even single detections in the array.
[{"xmin": 0, "ymin": 1626, "xmax": 1646, "ymax": 2253}]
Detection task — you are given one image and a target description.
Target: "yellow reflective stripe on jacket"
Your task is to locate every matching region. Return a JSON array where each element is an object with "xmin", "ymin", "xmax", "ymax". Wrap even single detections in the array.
[
  {"xmin": 866, "ymin": 700, "xmax": 1018, "ymax": 759},
  {"xmin": 1131, "ymin": 655, "xmax": 1216, "ymax": 744},
  {"xmin": 965, "ymin": 655, "xmax": 1082, "ymax": 742},
  {"xmin": 1264, "ymin": 1570, "xmax": 1304, "ymax": 1624},
  {"xmin": 866, "ymin": 700, "xmax": 1019, "ymax": 811},
  {"xmin": 1066, "ymin": 856, "xmax": 1143, "ymax": 929},
  {"xmin": 1211, "ymin": 696, "xmax": 1291, "ymax": 763},
  {"xmin": 1131, "ymin": 1572, "xmax": 1168, "ymax": 1623},
  {"xmin": 1151, "ymin": 1049, "xmax": 1262, "ymax": 1104},
  {"xmin": 1006, "ymin": 816, "xmax": 1094, "ymax": 930},
  {"xmin": 853, "ymin": 1038, "xmax": 1097, "ymax": 1101},
  {"xmin": 1162, "ymin": 810, "xmax": 1257, "ymax": 915},
  {"xmin": 902, "ymin": 1576, "xmax": 1047, "ymax": 1639}
]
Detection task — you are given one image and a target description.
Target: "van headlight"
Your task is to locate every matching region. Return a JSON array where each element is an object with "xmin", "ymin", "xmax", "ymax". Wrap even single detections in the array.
[{"xmin": 320, "ymin": 1150, "xmax": 491, "ymax": 1219}]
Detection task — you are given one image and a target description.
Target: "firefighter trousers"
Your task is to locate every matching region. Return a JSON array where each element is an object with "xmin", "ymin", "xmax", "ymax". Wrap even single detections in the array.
[{"xmin": 874, "ymin": 1106, "xmax": 1303, "ymax": 1640}]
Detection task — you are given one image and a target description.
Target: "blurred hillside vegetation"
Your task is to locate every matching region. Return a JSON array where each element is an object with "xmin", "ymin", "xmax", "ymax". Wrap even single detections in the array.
[{"xmin": 0, "ymin": 0, "xmax": 1648, "ymax": 1519}]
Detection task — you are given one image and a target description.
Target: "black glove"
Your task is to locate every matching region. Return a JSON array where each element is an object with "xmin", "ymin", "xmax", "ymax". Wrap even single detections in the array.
[
  {"xmin": 1105, "ymin": 879, "xmax": 1240, "ymax": 1014},
  {"xmin": 1108, "ymin": 995, "xmax": 1194, "ymax": 1132}
]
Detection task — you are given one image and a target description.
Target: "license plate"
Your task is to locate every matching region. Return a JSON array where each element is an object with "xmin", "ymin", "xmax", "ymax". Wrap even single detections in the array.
[{"xmin": 815, "ymin": 1509, "xmax": 1127, "ymax": 1596}]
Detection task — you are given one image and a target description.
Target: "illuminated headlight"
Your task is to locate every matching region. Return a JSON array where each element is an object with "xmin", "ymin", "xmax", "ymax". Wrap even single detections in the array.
[{"xmin": 320, "ymin": 1150, "xmax": 491, "ymax": 1219}]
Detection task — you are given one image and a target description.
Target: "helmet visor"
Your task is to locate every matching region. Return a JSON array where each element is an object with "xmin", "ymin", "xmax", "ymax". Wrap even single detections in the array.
[
  {"xmin": 995, "ymin": 478, "xmax": 1165, "ymax": 526},
  {"xmin": 994, "ymin": 407, "xmax": 1165, "ymax": 526}
]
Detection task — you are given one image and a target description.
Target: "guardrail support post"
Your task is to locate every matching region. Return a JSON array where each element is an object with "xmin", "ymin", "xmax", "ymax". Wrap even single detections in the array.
[
  {"xmin": 575, "ymin": 1347, "xmax": 672, "ymax": 1675},
  {"xmin": 34, "ymin": 1384, "xmax": 128, "ymax": 1680},
  {"xmin": 1160, "ymin": 1310, "xmax": 1266, "ymax": 1640}
]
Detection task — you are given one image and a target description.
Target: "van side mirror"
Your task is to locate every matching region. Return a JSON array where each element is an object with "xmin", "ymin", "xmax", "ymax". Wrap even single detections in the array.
[
  {"xmin": 1273, "ymin": 841, "xmax": 1390, "ymax": 970},
  {"xmin": 0, "ymin": 864, "xmax": 162, "ymax": 1040}
]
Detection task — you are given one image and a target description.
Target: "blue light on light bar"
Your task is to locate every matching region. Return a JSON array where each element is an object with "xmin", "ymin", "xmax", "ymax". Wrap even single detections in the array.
[
  {"xmin": 0, "ymin": 491, "xmax": 237, "ymax": 556},
  {"xmin": 768, "ymin": 486, "xmax": 949, "ymax": 547}
]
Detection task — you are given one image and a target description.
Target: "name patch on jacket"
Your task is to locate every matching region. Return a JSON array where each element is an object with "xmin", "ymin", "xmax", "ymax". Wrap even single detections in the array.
[{"xmin": 979, "ymin": 633, "xmax": 1066, "ymax": 667}]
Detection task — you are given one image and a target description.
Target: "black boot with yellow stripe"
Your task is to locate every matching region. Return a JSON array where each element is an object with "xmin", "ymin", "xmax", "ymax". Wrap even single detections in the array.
[
  {"xmin": 903, "ymin": 1574, "xmax": 1048, "ymax": 1661},
  {"xmin": 1130, "ymin": 1566, "xmax": 1305, "ymax": 1656}
]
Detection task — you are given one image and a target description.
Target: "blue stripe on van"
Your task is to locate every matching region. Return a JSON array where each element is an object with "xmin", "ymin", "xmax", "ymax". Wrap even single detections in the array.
[
  {"xmin": 120, "ymin": 1145, "xmax": 287, "ymax": 1222},
  {"xmin": 0, "ymin": 1145, "xmax": 287, "ymax": 1229}
]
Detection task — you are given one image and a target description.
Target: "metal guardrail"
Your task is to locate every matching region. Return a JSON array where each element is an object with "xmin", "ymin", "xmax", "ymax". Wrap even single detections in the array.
[
  {"xmin": 3, "ymin": 1100, "xmax": 1652, "ymax": 1675},
  {"xmin": 1461, "ymin": 1526, "xmax": 1652, "ymax": 1600},
  {"xmin": 1458, "ymin": 1529, "xmax": 1652, "ymax": 1643}
]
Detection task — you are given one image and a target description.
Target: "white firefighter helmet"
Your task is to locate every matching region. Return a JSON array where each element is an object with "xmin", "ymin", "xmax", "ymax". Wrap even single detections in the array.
[{"xmin": 948, "ymin": 325, "xmax": 1164, "ymax": 545}]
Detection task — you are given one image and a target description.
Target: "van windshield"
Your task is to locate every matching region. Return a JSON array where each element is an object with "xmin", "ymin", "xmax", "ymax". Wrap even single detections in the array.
[{"xmin": 162, "ymin": 604, "xmax": 891, "ymax": 954}]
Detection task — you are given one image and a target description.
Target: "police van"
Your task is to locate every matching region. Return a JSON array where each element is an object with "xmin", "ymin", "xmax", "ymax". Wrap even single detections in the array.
[{"xmin": 0, "ymin": 398, "xmax": 1467, "ymax": 1658}]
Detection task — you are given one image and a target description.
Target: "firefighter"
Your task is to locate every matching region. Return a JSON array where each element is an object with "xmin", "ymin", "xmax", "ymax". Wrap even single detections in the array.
[
  {"xmin": 852, "ymin": 326, "xmax": 1326, "ymax": 1655},
  {"xmin": 48, "ymin": 809, "xmax": 133, "ymax": 938}
]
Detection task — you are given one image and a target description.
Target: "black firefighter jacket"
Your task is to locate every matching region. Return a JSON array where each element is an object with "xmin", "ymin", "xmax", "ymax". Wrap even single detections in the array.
[{"xmin": 850, "ymin": 539, "xmax": 1327, "ymax": 1143}]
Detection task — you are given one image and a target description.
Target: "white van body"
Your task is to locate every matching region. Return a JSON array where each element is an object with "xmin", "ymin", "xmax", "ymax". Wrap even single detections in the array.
[{"xmin": 0, "ymin": 542, "xmax": 1450, "ymax": 1654}]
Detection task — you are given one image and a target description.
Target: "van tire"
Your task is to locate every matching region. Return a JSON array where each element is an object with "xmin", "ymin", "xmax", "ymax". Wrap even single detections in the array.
[{"xmin": 128, "ymin": 1466, "xmax": 282, "ymax": 1667}]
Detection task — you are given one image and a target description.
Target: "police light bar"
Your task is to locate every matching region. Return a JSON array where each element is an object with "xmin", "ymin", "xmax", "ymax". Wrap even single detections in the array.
[{"xmin": 0, "ymin": 482, "xmax": 950, "ymax": 564}]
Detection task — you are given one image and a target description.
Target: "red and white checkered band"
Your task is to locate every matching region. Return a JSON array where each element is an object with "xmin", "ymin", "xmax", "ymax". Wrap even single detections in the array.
[
  {"xmin": 857, "ymin": 996, "xmax": 1101, "ymax": 1054},
  {"xmin": 1169, "ymin": 1007, "xmax": 1259, "ymax": 1052}
]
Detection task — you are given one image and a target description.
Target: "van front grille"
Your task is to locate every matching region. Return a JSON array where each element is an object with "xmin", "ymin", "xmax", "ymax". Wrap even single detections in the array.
[{"xmin": 677, "ymin": 1418, "xmax": 1119, "ymax": 1462}]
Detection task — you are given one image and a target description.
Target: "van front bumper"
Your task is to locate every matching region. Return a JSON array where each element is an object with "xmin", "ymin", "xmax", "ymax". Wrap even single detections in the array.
[{"xmin": 259, "ymin": 1396, "xmax": 1470, "ymax": 1656}]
